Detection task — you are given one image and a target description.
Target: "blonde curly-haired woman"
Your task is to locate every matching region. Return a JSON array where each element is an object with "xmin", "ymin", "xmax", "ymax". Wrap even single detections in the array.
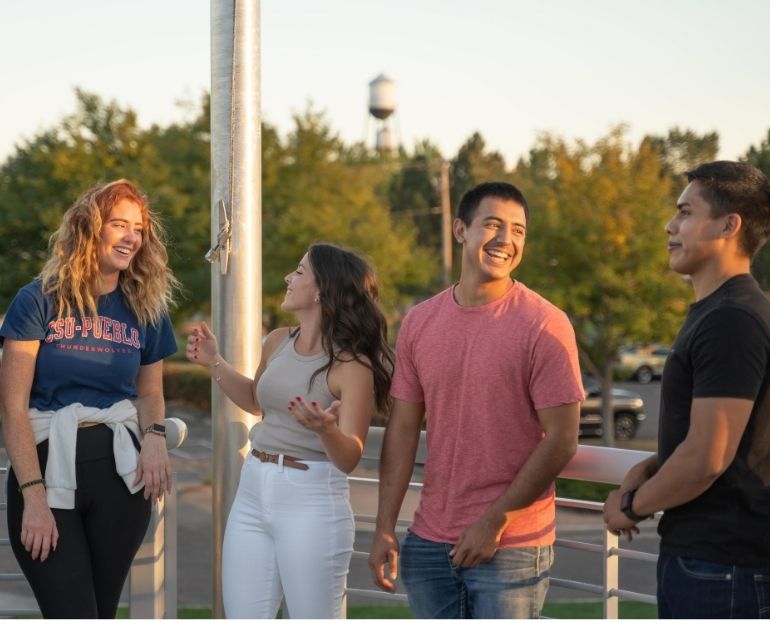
[{"xmin": 0, "ymin": 179, "xmax": 180, "ymax": 618}]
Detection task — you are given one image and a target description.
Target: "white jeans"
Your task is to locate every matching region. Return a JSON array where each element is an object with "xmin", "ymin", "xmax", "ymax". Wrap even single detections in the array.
[{"xmin": 222, "ymin": 453, "xmax": 354, "ymax": 618}]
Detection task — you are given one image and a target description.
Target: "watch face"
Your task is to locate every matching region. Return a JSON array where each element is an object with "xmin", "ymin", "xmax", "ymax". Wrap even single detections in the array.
[{"xmin": 146, "ymin": 423, "xmax": 166, "ymax": 434}]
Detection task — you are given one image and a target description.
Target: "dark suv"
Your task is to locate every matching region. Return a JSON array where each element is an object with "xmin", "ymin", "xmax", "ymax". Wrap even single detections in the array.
[{"xmin": 579, "ymin": 376, "xmax": 646, "ymax": 440}]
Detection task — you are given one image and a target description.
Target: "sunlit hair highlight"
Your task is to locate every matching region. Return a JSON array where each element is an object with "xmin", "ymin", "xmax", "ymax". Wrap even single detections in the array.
[
  {"xmin": 39, "ymin": 179, "xmax": 179, "ymax": 326},
  {"xmin": 306, "ymin": 243, "xmax": 394, "ymax": 414}
]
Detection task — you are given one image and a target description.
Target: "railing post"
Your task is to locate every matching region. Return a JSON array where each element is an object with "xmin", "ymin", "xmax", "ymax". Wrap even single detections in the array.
[
  {"xmin": 129, "ymin": 495, "xmax": 166, "ymax": 618},
  {"xmin": 165, "ymin": 478, "xmax": 178, "ymax": 618},
  {"xmin": 603, "ymin": 528, "xmax": 619, "ymax": 619}
]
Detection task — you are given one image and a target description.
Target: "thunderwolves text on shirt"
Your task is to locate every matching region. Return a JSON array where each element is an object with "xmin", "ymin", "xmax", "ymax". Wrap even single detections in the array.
[{"xmin": 45, "ymin": 316, "xmax": 141, "ymax": 348}]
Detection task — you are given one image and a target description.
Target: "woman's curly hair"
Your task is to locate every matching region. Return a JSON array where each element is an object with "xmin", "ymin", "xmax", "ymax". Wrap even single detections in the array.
[
  {"xmin": 39, "ymin": 179, "xmax": 180, "ymax": 326},
  {"xmin": 307, "ymin": 243, "xmax": 394, "ymax": 414}
]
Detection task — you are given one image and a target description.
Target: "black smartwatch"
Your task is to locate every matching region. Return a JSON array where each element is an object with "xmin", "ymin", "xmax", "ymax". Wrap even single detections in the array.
[
  {"xmin": 143, "ymin": 423, "xmax": 166, "ymax": 438},
  {"xmin": 620, "ymin": 488, "xmax": 650, "ymax": 522}
]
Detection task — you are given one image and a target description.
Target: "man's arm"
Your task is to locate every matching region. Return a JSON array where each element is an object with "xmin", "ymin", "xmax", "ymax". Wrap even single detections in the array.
[
  {"xmin": 449, "ymin": 401, "xmax": 580, "ymax": 568},
  {"xmin": 368, "ymin": 398, "xmax": 425, "ymax": 591},
  {"xmin": 604, "ymin": 396, "xmax": 751, "ymax": 531}
]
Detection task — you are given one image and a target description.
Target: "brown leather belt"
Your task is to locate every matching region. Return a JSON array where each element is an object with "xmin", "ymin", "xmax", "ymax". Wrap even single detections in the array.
[
  {"xmin": 251, "ymin": 448, "xmax": 309, "ymax": 470},
  {"xmin": 78, "ymin": 421, "xmax": 102, "ymax": 428}
]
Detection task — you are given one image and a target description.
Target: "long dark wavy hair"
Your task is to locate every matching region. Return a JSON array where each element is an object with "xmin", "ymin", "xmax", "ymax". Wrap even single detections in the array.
[{"xmin": 306, "ymin": 243, "xmax": 394, "ymax": 414}]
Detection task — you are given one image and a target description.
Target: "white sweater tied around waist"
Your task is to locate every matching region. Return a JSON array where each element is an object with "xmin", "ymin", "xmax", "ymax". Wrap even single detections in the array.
[{"xmin": 27, "ymin": 399, "xmax": 144, "ymax": 509}]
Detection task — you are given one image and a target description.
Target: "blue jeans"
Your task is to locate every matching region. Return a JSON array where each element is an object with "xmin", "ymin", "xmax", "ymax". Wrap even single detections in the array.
[
  {"xmin": 657, "ymin": 553, "xmax": 770, "ymax": 619},
  {"xmin": 400, "ymin": 531, "xmax": 552, "ymax": 619}
]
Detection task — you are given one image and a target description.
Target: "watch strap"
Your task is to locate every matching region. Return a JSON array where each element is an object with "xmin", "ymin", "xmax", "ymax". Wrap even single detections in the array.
[
  {"xmin": 621, "ymin": 488, "xmax": 650, "ymax": 522},
  {"xmin": 143, "ymin": 423, "xmax": 166, "ymax": 437}
]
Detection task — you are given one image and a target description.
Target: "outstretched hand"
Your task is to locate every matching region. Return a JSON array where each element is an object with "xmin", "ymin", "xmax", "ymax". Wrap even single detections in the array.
[
  {"xmin": 185, "ymin": 322, "xmax": 219, "ymax": 368},
  {"xmin": 288, "ymin": 396, "xmax": 341, "ymax": 436}
]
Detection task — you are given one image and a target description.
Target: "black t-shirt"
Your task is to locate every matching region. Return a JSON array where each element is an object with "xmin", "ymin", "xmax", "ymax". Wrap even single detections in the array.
[{"xmin": 658, "ymin": 274, "xmax": 770, "ymax": 566}]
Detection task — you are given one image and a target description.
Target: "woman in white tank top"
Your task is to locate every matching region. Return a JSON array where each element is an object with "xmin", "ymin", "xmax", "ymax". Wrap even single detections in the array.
[{"xmin": 185, "ymin": 243, "xmax": 393, "ymax": 618}]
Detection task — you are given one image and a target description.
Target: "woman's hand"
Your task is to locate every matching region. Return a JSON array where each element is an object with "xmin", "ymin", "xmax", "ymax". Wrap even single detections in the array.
[
  {"xmin": 186, "ymin": 322, "xmax": 220, "ymax": 369},
  {"xmin": 20, "ymin": 489, "xmax": 59, "ymax": 561},
  {"xmin": 134, "ymin": 434, "xmax": 172, "ymax": 503},
  {"xmin": 288, "ymin": 396, "xmax": 342, "ymax": 436}
]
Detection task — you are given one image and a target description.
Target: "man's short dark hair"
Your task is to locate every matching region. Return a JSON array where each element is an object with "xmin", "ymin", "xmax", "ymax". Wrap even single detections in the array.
[
  {"xmin": 686, "ymin": 161, "xmax": 770, "ymax": 258},
  {"xmin": 457, "ymin": 182, "xmax": 530, "ymax": 226}
]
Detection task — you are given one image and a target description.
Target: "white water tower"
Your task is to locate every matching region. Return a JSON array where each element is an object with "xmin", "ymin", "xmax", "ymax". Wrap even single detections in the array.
[{"xmin": 368, "ymin": 73, "xmax": 397, "ymax": 152}]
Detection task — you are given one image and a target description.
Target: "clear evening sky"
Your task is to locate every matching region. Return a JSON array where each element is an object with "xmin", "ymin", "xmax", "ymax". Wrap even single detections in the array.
[{"xmin": 2, "ymin": 0, "xmax": 769, "ymax": 165}]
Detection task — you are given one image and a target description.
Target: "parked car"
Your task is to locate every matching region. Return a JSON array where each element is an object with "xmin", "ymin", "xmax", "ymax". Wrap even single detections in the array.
[
  {"xmin": 580, "ymin": 376, "xmax": 646, "ymax": 440},
  {"xmin": 615, "ymin": 344, "xmax": 670, "ymax": 384}
]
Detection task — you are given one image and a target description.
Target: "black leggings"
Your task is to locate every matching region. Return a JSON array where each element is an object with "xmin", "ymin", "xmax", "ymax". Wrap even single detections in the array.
[{"xmin": 6, "ymin": 425, "xmax": 151, "ymax": 618}]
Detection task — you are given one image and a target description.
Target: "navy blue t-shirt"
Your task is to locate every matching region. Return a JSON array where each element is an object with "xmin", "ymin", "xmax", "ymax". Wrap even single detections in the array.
[{"xmin": 0, "ymin": 281, "xmax": 177, "ymax": 411}]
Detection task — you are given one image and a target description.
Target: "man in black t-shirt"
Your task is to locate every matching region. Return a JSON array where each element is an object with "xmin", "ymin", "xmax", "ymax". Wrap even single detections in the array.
[{"xmin": 603, "ymin": 161, "xmax": 770, "ymax": 619}]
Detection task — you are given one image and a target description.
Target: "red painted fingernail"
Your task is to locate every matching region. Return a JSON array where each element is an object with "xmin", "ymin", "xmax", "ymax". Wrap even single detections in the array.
[
  {"xmin": 312, "ymin": 401, "xmax": 318, "ymax": 407},
  {"xmin": 296, "ymin": 396, "xmax": 301, "ymax": 401}
]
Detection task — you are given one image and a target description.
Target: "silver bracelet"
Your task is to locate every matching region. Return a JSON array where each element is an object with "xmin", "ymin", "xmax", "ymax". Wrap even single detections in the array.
[{"xmin": 211, "ymin": 360, "xmax": 221, "ymax": 382}]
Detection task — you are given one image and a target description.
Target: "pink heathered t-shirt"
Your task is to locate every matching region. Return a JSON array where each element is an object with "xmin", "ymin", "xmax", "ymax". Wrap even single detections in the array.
[{"xmin": 391, "ymin": 282, "xmax": 584, "ymax": 548}]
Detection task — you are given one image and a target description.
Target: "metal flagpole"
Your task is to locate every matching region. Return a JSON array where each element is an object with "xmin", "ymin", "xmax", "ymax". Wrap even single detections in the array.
[{"xmin": 209, "ymin": 0, "xmax": 262, "ymax": 618}]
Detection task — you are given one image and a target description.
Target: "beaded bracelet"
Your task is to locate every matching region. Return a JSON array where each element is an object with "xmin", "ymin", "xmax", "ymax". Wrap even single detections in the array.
[{"xmin": 18, "ymin": 478, "xmax": 45, "ymax": 493}]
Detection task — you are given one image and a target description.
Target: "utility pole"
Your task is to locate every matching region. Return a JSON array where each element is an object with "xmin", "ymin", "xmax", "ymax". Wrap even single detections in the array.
[
  {"xmin": 209, "ymin": 0, "xmax": 261, "ymax": 618},
  {"xmin": 440, "ymin": 160, "xmax": 453, "ymax": 286}
]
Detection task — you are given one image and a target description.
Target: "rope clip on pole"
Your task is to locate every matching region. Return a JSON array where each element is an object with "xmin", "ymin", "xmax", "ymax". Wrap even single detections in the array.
[{"xmin": 205, "ymin": 199, "xmax": 232, "ymax": 275}]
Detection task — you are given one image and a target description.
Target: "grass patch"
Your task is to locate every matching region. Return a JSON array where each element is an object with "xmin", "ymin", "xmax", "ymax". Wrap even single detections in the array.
[
  {"xmin": 555, "ymin": 478, "xmax": 618, "ymax": 502},
  {"xmin": 542, "ymin": 601, "xmax": 656, "ymax": 619},
  {"xmin": 348, "ymin": 604, "xmax": 413, "ymax": 619},
  {"xmin": 116, "ymin": 601, "xmax": 655, "ymax": 619}
]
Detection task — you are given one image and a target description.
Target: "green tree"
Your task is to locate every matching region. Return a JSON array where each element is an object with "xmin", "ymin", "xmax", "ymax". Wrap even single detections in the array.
[
  {"xmin": 384, "ymin": 139, "xmax": 444, "ymax": 286},
  {"xmin": 0, "ymin": 93, "xmax": 434, "ymax": 331},
  {"xmin": 0, "ymin": 90, "xmax": 213, "ymax": 320},
  {"xmin": 449, "ymin": 131, "xmax": 510, "ymax": 206},
  {"xmin": 261, "ymin": 107, "xmax": 434, "ymax": 327},
  {"xmin": 742, "ymin": 129, "xmax": 770, "ymax": 289},
  {"xmin": 643, "ymin": 126, "xmax": 719, "ymax": 197},
  {"xmin": 0, "ymin": 89, "xmax": 165, "ymax": 310},
  {"xmin": 515, "ymin": 128, "xmax": 690, "ymax": 445}
]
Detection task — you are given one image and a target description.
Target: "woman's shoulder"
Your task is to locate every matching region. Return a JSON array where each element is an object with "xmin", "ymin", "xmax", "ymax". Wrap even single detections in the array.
[
  {"xmin": 16, "ymin": 279, "xmax": 46, "ymax": 299},
  {"xmin": 333, "ymin": 350, "xmax": 373, "ymax": 372},
  {"xmin": 261, "ymin": 326, "xmax": 294, "ymax": 360},
  {"xmin": 7, "ymin": 280, "xmax": 50, "ymax": 316}
]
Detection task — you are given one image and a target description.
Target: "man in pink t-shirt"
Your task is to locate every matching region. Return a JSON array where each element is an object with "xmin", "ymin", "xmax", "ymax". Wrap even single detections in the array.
[{"xmin": 369, "ymin": 182, "xmax": 584, "ymax": 618}]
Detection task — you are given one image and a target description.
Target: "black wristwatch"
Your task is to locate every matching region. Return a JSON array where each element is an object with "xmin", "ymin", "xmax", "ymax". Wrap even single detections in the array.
[
  {"xmin": 143, "ymin": 423, "xmax": 166, "ymax": 438},
  {"xmin": 620, "ymin": 488, "xmax": 650, "ymax": 522}
]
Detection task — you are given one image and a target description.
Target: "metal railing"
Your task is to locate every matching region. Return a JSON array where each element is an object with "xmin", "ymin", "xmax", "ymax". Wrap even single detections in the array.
[
  {"xmin": 3, "ymin": 427, "xmax": 656, "ymax": 619},
  {"xmin": 1, "ymin": 467, "xmax": 179, "ymax": 619},
  {"xmin": 346, "ymin": 431, "xmax": 658, "ymax": 618},
  {"xmin": 0, "ymin": 418, "xmax": 187, "ymax": 619}
]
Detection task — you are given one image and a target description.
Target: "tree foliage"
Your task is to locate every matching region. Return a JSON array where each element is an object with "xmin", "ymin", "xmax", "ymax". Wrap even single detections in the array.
[
  {"xmin": 741, "ymin": 129, "xmax": 770, "ymax": 290},
  {"xmin": 260, "ymin": 107, "xmax": 435, "ymax": 327},
  {"xmin": 0, "ymin": 93, "xmax": 434, "ymax": 328},
  {"xmin": 514, "ymin": 129, "xmax": 691, "ymax": 370},
  {"xmin": 643, "ymin": 126, "xmax": 719, "ymax": 198},
  {"xmin": 3, "ymin": 88, "xmax": 768, "ymax": 390}
]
